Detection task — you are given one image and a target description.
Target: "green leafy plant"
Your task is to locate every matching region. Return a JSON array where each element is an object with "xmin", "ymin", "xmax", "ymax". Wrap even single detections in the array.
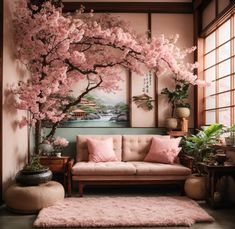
[
  {"xmin": 176, "ymin": 102, "xmax": 190, "ymax": 108},
  {"xmin": 180, "ymin": 124, "xmax": 235, "ymax": 175},
  {"xmin": 161, "ymin": 80, "xmax": 190, "ymax": 117},
  {"xmin": 23, "ymin": 154, "xmax": 46, "ymax": 172}
]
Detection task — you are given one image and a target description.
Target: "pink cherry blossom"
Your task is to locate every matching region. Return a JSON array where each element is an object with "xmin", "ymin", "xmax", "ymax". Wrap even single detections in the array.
[
  {"xmin": 53, "ymin": 137, "xmax": 69, "ymax": 147},
  {"xmin": 12, "ymin": 0, "xmax": 206, "ymax": 141},
  {"xmin": 18, "ymin": 116, "xmax": 28, "ymax": 128}
]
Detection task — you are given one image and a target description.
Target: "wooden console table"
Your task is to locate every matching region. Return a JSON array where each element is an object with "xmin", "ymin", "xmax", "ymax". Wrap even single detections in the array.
[
  {"xmin": 40, "ymin": 156, "xmax": 74, "ymax": 196},
  {"xmin": 200, "ymin": 162, "xmax": 235, "ymax": 209}
]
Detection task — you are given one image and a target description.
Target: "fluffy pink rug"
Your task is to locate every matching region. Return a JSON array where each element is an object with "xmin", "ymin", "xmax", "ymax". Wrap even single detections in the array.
[{"xmin": 34, "ymin": 196, "xmax": 214, "ymax": 227}]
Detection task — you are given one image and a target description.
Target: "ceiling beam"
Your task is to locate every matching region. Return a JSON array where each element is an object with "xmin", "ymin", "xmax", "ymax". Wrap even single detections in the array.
[
  {"xmin": 63, "ymin": 2, "xmax": 193, "ymax": 14},
  {"xmin": 193, "ymin": 0, "xmax": 211, "ymax": 11}
]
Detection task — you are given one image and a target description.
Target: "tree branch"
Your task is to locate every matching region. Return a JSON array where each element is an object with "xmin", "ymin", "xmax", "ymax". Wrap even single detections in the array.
[{"xmin": 46, "ymin": 75, "xmax": 103, "ymax": 139}]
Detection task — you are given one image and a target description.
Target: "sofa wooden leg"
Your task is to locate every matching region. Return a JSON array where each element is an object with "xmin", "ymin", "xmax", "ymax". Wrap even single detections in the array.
[
  {"xmin": 180, "ymin": 182, "xmax": 186, "ymax": 196},
  {"xmin": 67, "ymin": 178, "xmax": 72, "ymax": 197},
  {"xmin": 78, "ymin": 182, "xmax": 83, "ymax": 197}
]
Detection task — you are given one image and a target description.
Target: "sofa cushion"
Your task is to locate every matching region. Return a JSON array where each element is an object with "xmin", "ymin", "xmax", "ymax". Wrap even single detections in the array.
[
  {"xmin": 76, "ymin": 135, "xmax": 122, "ymax": 162},
  {"xmin": 122, "ymin": 135, "xmax": 170, "ymax": 162},
  {"xmin": 144, "ymin": 137, "xmax": 181, "ymax": 164},
  {"xmin": 87, "ymin": 138, "xmax": 118, "ymax": 162},
  {"xmin": 72, "ymin": 162, "xmax": 137, "ymax": 176},
  {"xmin": 131, "ymin": 162, "xmax": 191, "ymax": 176},
  {"xmin": 145, "ymin": 148, "xmax": 181, "ymax": 164}
]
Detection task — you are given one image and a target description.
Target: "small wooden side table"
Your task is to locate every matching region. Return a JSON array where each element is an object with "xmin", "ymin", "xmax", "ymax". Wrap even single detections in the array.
[
  {"xmin": 40, "ymin": 156, "xmax": 74, "ymax": 196},
  {"xmin": 200, "ymin": 162, "xmax": 235, "ymax": 209}
]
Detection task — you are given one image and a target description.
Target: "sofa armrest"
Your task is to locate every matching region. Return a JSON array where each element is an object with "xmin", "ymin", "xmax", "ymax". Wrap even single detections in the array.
[
  {"xmin": 179, "ymin": 155, "xmax": 193, "ymax": 171},
  {"xmin": 66, "ymin": 158, "xmax": 75, "ymax": 197},
  {"xmin": 68, "ymin": 158, "xmax": 75, "ymax": 170}
]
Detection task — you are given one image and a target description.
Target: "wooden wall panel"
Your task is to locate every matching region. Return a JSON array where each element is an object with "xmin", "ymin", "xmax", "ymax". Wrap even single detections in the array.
[{"xmin": 0, "ymin": 0, "xmax": 3, "ymax": 202}]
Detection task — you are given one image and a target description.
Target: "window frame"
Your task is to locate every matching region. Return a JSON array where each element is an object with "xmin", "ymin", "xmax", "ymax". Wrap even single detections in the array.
[
  {"xmin": 203, "ymin": 16, "xmax": 234, "ymax": 127},
  {"xmin": 194, "ymin": 0, "xmax": 235, "ymax": 128}
]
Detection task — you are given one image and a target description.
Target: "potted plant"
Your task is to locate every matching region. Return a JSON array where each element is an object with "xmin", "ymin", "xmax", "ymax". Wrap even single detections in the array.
[
  {"xmin": 52, "ymin": 137, "xmax": 69, "ymax": 157},
  {"xmin": 180, "ymin": 124, "xmax": 227, "ymax": 199},
  {"xmin": 161, "ymin": 79, "xmax": 190, "ymax": 129},
  {"xmin": 175, "ymin": 81, "xmax": 190, "ymax": 118},
  {"xmin": 175, "ymin": 103, "xmax": 190, "ymax": 118},
  {"xmin": 224, "ymin": 128, "xmax": 235, "ymax": 146},
  {"xmin": 15, "ymin": 153, "xmax": 53, "ymax": 186}
]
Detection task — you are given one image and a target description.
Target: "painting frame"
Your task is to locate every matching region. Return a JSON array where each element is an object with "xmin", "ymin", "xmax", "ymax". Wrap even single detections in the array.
[{"xmin": 45, "ymin": 70, "xmax": 131, "ymax": 128}]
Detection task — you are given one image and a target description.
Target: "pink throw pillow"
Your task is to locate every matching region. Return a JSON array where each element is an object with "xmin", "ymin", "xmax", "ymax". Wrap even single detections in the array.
[
  {"xmin": 144, "ymin": 137, "xmax": 181, "ymax": 164},
  {"xmin": 87, "ymin": 138, "xmax": 118, "ymax": 162}
]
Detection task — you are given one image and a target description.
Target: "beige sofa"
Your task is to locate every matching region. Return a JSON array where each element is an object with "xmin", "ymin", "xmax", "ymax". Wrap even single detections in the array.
[{"xmin": 72, "ymin": 135, "xmax": 192, "ymax": 196}]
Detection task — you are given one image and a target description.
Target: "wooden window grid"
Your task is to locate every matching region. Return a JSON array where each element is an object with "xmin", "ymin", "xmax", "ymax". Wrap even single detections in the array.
[{"xmin": 203, "ymin": 15, "xmax": 235, "ymax": 126}]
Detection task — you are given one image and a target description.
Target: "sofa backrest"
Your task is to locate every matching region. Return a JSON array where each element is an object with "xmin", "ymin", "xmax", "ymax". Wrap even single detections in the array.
[
  {"xmin": 122, "ymin": 135, "xmax": 170, "ymax": 161},
  {"xmin": 76, "ymin": 135, "xmax": 122, "ymax": 161}
]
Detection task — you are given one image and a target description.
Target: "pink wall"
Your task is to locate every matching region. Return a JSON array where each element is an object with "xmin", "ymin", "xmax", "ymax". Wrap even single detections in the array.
[
  {"xmin": 110, "ymin": 13, "xmax": 194, "ymax": 127},
  {"xmin": 111, "ymin": 13, "xmax": 157, "ymax": 127},
  {"xmin": 2, "ymin": 0, "xmax": 28, "ymax": 195},
  {"xmin": 152, "ymin": 14, "xmax": 194, "ymax": 127}
]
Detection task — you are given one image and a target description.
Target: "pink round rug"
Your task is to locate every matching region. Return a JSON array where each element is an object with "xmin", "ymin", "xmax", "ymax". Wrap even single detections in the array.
[{"xmin": 34, "ymin": 196, "xmax": 214, "ymax": 227}]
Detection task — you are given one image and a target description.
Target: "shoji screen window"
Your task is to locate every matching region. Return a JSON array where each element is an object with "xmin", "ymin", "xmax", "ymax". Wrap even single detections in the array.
[{"xmin": 204, "ymin": 18, "xmax": 234, "ymax": 127}]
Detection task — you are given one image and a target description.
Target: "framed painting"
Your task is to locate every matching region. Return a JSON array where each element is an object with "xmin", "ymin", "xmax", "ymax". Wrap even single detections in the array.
[
  {"xmin": 58, "ymin": 69, "xmax": 130, "ymax": 128},
  {"xmin": 131, "ymin": 69, "xmax": 157, "ymax": 127}
]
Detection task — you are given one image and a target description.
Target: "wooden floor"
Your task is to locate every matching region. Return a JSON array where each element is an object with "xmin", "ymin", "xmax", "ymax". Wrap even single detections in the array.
[{"xmin": 1, "ymin": 184, "xmax": 235, "ymax": 229}]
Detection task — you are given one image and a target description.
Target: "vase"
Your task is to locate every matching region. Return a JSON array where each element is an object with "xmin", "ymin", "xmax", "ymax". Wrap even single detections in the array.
[
  {"xmin": 39, "ymin": 143, "xmax": 54, "ymax": 155},
  {"xmin": 175, "ymin": 107, "xmax": 190, "ymax": 118},
  {"xmin": 165, "ymin": 118, "xmax": 178, "ymax": 129},
  {"xmin": 55, "ymin": 152, "xmax": 62, "ymax": 158},
  {"xmin": 225, "ymin": 136, "xmax": 234, "ymax": 146},
  {"xmin": 15, "ymin": 168, "xmax": 52, "ymax": 186},
  {"xmin": 184, "ymin": 174, "xmax": 206, "ymax": 200}
]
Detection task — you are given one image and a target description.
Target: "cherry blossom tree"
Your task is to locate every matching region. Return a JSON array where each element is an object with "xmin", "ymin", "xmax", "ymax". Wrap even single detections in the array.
[{"xmin": 12, "ymin": 0, "xmax": 203, "ymax": 153}]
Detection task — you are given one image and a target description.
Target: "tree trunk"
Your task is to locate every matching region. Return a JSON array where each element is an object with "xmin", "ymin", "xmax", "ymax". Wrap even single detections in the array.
[
  {"xmin": 34, "ymin": 120, "xmax": 41, "ymax": 154},
  {"xmin": 46, "ymin": 122, "xmax": 59, "ymax": 140}
]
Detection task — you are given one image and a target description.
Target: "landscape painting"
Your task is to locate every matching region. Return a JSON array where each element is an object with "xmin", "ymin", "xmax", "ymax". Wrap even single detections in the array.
[{"xmin": 59, "ymin": 73, "xmax": 130, "ymax": 128}]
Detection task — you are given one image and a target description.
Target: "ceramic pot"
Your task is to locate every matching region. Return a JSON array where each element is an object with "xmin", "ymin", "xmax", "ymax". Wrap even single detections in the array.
[
  {"xmin": 175, "ymin": 107, "xmax": 190, "ymax": 118},
  {"xmin": 55, "ymin": 152, "xmax": 62, "ymax": 158},
  {"xmin": 215, "ymin": 153, "xmax": 227, "ymax": 165},
  {"xmin": 184, "ymin": 174, "xmax": 206, "ymax": 200},
  {"xmin": 165, "ymin": 118, "xmax": 178, "ymax": 129},
  {"xmin": 225, "ymin": 136, "xmax": 234, "ymax": 146},
  {"xmin": 15, "ymin": 168, "xmax": 52, "ymax": 186},
  {"xmin": 39, "ymin": 143, "xmax": 54, "ymax": 155}
]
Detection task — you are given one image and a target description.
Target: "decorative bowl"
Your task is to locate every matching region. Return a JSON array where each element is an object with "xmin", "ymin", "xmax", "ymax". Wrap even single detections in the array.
[{"xmin": 215, "ymin": 153, "xmax": 227, "ymax": 165}]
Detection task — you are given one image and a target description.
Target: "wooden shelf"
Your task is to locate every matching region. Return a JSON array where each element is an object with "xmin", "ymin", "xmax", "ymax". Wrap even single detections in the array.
[
  {"xmin": 200, "ymin": 162, "xmax": 235, "ymax": 209},
  {"xmin": 213, "ymin": 145, "xmax": 235, "ymax": 151},
  {"xmin": 167, "ymin": 131, "xmax": 189, "ymax": 137}
]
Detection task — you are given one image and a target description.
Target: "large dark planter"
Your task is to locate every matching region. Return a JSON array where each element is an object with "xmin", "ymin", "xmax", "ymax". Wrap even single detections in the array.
[{"xmin": 15, "ymin": 168, "xmax": 52, "ymax": 186}]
